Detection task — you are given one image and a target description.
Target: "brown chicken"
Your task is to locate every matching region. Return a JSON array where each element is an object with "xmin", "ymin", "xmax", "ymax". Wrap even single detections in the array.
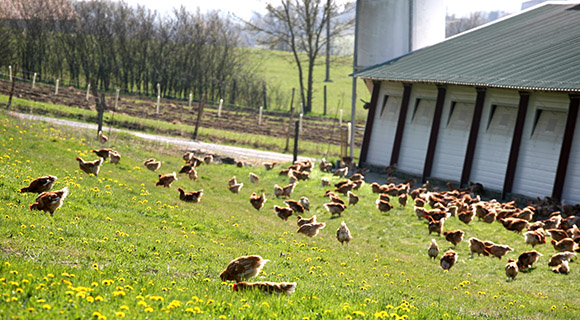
[
  {"xmin": 274, "ymin": 205, "xmax": 293, "ymax": 221},
  {"xmin": 250, "ymin": 192, "xmax": 267, "ymax": 211},
  {"xmin": 329, "ymin": 193, "xmax": 346, "ymax": 205},
  {"xmin": 457, "ymin": 210, "xmax": 476, "ymax": 225},
  {"xmin": 376, "ymin": 199, "xmax": 394, "ymax": 213},
  {"xmin": 299, "ymin": 197, "xmax": 310, "ymax": 211},
  {"xmin": 249, "ymin": 172, "xmax": 260, "ymax": 183},
  {"xmin": 76, "ymin": 157, "xmax": 103, "ymax": 176},
  {"xmin": 484, "ymin": 242, "xmax": 514, "ymax": 259},
  {"xmin": 548, "ymin": 251, "xmax": 576, "ymax": 267},
  {"xmin": 297, "ymin": 222, "xmax": 326, "ymax": 237},
  {"xmin": 188, "ymin": 168, "xmax": 198, "ymax": 181},
  {"xmin": 324, "ymin": 202, "xmax": 347, "ymax": 217},
  {"xmin": 428, "ymin": 217, "xmax": 445, "ymax": 236},
  {"xmin": 285, "ymin": 200, "xmax": 305, "ymax": 214},
  {"xmin": 203, "ymin": 155, "xmax": 213, "ymax": 165},
  {"xmin": 319, "ymin": 159, "xmax": 333, "ymax": 172},
  {"xmin": 551, "ymin": 238, "xmax": 576, "ymax": 252},
  {"xmin": 440, "ymin": 249, "xmax": 458, "ymax": 271},
  {"xmin": 274, "ymin": 183, "xmax": 296, "ymax": 198},
  {"xmin": 321, "ymin": 177, "xmax": 330, "ymax": 187},
  {"xmin": 547, "ymin": 229, "xmax": 569, "ymax": 242},
  {"xmin": 468, "ymin": 237, "xmax": 490, "ymax": 257},
  {"xmin": 443, "ymin": 230, "xmax": 465, "ymax": 248},
  {"xmin": 499, "ymin": 218, "xmax": 530, "ymax": 233},
  {"xmin": 524, "ymin": 229, "xmax": 546, "ymax": 247},
  {"xmin": 297, "ymin": 215, "xmax": 316, "ymax": 227},
  {"xmin": 552, "ymin": 260, "xmax": 570, "ymax": 274},
  {"xmin": 335, "ymin": 181, "xmax": 354, "ymax": 195},
  {"xmin": 179, "ymin": 163, "xmax": 196, "ymax": 174},
  {"xmin": 414, "ymin": 197, "xmax": 426, "ymax": 207},
  {"xmin": 398, "ymin": 193, "xmax": 408, "ymax": 207},
  {"xmin": 347, "ymin": 191, "xmax": 359, "ymax": 206},
  {"xmin": 428, "ymin": 239, "xmax": 439, "ymax": 259},
  {"xmin": 336, "ymin": 221, "xmax": 353, "ymax": 246},
  {"xmin": 144, "ymin": 158, "xmax": 161, "ymax": 171},
  {"xmin": 177, "ymin": 187, "xmax": 203, "ymax": 203},
  {"xmin": 228, "ymin": 176, "xmax": 237, "ymax": 187},
  {"xmin": 516, "ymin": 250, "xmax": 542, "ymax": 270},
  {"xmin": 229, "ymin": 183, "xmax": 244, "ymax": 194},
  {"xmin": 220, "ymin": 255, "xmax": 269, "ymax": 282},
  {"xmin": 98, "ymin": 131, "xmax": 108, "ymax": 144},
  {"xmin": 263, "ymin": 162, "xmax": 277, "ymax": 170},
  {"xmin": 29, "ymin": 186, "xmax": 69, "ymax": 216},
  {"xmin": 19, "ymin": 175, "xmax": 57, "ymax": 193},
  {"xmin": 109, "ymin": 150, "xmax": 121, "ymax": 165},
  {"xmin": 333, "ymin": 167, "xmax": 348, "ymax": 178},
  {"xmin": 91, "ymin": 148, "xmax": 112, "ymax": 159},
  {"xmin": 233, "ymin": 281, "xmax": 297, "ymax": 295},
  {"xmin": 155, "ymin": 172, "xmax": 177, "ymax": 188},
  {"xmin": 505, "ymin": 259, "xmax": 518, "ymax": 280},
  {"xmin": 482, "ymin": 211, "xmax": 497, "ymax": 223},
  {"xmin": 182, "ymin": 151, "xmax": 194, "ymax": 162}
]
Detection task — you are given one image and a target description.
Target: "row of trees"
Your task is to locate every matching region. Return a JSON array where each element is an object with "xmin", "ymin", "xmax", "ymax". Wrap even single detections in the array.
[{"xmin": 0, "ymin": 0, "xmax": 270, "ymax": 107}]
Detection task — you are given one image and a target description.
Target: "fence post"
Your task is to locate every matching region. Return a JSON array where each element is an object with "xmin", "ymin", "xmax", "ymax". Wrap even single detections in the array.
[
  {"xmin": 324, "ymin": 85, "xmax": 327, "ymax": 116},
  {"xmin": 55, "ymin": 79, "xmax": 59, "ymax": 95},
  {"xmin": 218, "ymin": 98, "xmax": 223, "ymax": 117},
  {"xmin": 339, "ymin": 109, "xmax": 343, "ymax": 126},
  {"xmin": 299, "ymin": 113, "xmax": 303, "ymax": 133},
  {"xmin": 188, "ymin": 93, "xmax": 193, "ymax": 108},
  {"xmin": 156, "ymin": 83, "xmax": 160, "ymax": 114},
  {"xmin": 193, "ymin": 95, "xmax": 206, "ymax": 140},
  {"xmin": 293, "ymin": 120, "xmax": 299, "ymax": 163},
  {"xmin": 263, "ymin": 83, "xmax": 267, "ymax": 110},
  {"xmin": 32, "ymin": 72, "xmax": 37, "ymax": 89},
  {"xmin": 284, "ymin": 88, "xmax": 296, "ymax": 152},
  {"xmin": 86, "ymin": 83, "xmax": 90, "ymax": 101},
  {"xmin": 8, "ymin": 65, "xmax": 12, "ymax": 82},
  {"xmin": 259, "ymin": 106, "xmax": 263, "ymax": 125}
]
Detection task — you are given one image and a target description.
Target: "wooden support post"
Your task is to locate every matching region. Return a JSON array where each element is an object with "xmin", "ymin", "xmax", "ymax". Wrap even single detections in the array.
[
  {"xmin": 552, "ymin": 94, "xmax": 580, "ymax": 200},
  {"xmin": 293, "ymin": 120, "xmax": 299, "ymax": 162},
  {"xmin": 502, "ymin": 91, "xmax": 530, "ymax": 199},
  {"xmin": 284, "ymin": 88, "xmax": 296, "ymax": 152},
  {"xmin": 32, "ymin": 72, "xmax": 37, "ymax": 89},
  {"xmin": 193, "ymin": 96, "xmax": 206, "ymax": 140},
  {"xmin": 55, "ymin": 79, "xmax": 59, "ymax": 95},
  {"xmin": 422, "ymin": 85, "xmax": 447, "ymax": 183},
  {"xmin": 218, "ymin": 98, "xmax": 223, "ymax": 117},
  {"xmin": 359, "ymin": 80, "xmax": 382, "ymax": 165}
]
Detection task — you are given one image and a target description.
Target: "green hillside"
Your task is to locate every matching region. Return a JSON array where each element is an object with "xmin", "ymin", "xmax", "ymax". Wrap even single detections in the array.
[
  {"xmin": 248, "ymin": 49, "xmax": 370, "ymax": 120},
  {"xmin": 0, "ymin": 111, "xmax": 578, "ymax": 319}
]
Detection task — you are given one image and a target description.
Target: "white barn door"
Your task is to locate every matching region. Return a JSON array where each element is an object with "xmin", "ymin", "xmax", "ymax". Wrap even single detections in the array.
[
  {"xmin": 397, "ymin": 98, "xmax": 435, "ymax": 175},
  {"xmin": 366, "ymin": 93, "xmax": 402, "ymax": 166}
]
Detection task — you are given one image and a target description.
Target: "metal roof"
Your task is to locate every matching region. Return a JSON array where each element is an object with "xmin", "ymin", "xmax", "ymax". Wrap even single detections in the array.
[{"xmin": 354, "ymin": 3, "xmax": 580, "ymax": 92}]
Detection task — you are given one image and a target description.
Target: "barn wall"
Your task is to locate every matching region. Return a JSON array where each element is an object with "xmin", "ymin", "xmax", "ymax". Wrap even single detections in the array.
[
  {"xmin": 512, "ymin": 92, "xmax": 568, "ymax": 198},
  {"xmin": 366, "ymin": 82, "xmax": 404, "ymax": 166},
  {"xmin": 561, "ymin": 97, "xmax": 580, "ymax": 204},
  {"xmin": 430, "ymin": 86, "xmax": 476, "ymax": 182},
  {"xmin": 397, "ymin": 84, "xmax": 437, "ymax": 175},
  {"xmin": 470, "ymin": 89, "xmax": 519, "ymax": 191}
]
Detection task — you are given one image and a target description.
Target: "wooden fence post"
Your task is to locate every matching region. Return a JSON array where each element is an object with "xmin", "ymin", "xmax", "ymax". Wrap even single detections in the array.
[
  {"xmin": 8, "ymin": 65, "xmax": 12, "ymax": 82},
  {"xmin": 263, "ymin": 83, "xmax": 267, "ymax": 110},
  {"xmin": 218, "ymin": 98, "xmax": 223, "ymax": 117},
  {"xmin": 259, "ymin": 106, "xmax": 263, "ymax": 125},
  {"xmin": 86, "ymin": 83, "xmax": 90, "ymax": 101},
  {"xmin": 156, "ymin": 83, "xmax": 160, "ymax": 114},
  {"xmin": 293, "ymin": 120, "xmax": 299, "ymax": 163},
  {"xmin": 55, "ymin": 79, "xmax": 59, "ymax": 95},
  {"xmin": 299, "ymin": 113, "xmax": 303, "ymax": 133},
  {"xmin": 188, "ymin": 93, "xmax": 193, "ymax": 108},
  {"xmin": 339, "ymin": 109, "xmax": 343, "ymax": 126},
  {"xmin": 32, "ymin": 72, "xmax": 37, "ymax": 89}
]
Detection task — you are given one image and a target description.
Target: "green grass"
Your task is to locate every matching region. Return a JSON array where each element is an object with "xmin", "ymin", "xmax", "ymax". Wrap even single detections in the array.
[
  {"xmin": 0, "ymin": 110, "xmax": 578, "ymax": 319},
  {"xmin": 247, "ymin": 49, "xmax": 370, "ymax": 120},
  {"xmin": 0, "ymin": 95, "xmax": 347, "ymax": 160}
]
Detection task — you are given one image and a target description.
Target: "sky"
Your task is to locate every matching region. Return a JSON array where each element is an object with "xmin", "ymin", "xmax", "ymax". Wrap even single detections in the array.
[{"xmin": 119, "ymin": 0, "xmax": 528, "ymax": 20}]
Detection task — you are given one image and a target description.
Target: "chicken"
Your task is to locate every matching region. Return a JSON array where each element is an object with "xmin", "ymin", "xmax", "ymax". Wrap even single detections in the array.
[
  {"xmin": 414, "ymin": 206, "xmax": 427, "ymax": 220},
  {"xmin": 440, "ymin": 249, "xmax": 458, "ymax": 271},
  {"xmin": 329, "ymin": 193, "xmax": 346, "ymax": 205},
  {"xmin": 299, "ymin": 197, "xmax": 310, "ymax": 211},
  {"xmin": 144, "ymin": 158, "xmax": 161, "ymax": 171},
  {"xmin": 336, "ymin": 221, "xmax": 353, "ymax": 246},
  {"xmin": 220, "ymin": 255, "xmax": 269, "ymax": 282},
  {"xmin": 274, "ymin": 205, "xmax": 293, "ymax": 221},
  {"xmin": 473, "ymin": 203, "xmax": 488, "ymax": 220},
  {"xmin": 273, "ymin": 184, "xmax": 284, "ymax": 198},
  {"xmin": 109, "ymin": 150, "xmax": 121, "ymax": 165},
  {"xmin": 334, "ymin": 181, "xmax": 354, "ymax": 195},
  {"xmin": 183, "ymin": 151, "xmax": 194, "ymax": 162},
  {"xmin": 428, "ymin": 239, "xmax": 439, "ymax": 259},
  {"xmin": 516, "ymin": 250, "xmax": 542, "ymax": 270},
  {"xmin": 324, "ymin": 202, "xmax": 347, "ymax": 217},
  {"xmin": 263, "ymin": 162, "xmax": 277, "ymax": 170},
  {"xmin": 283, "ymin": 200, "xmax": 303, "ymax": 214},
  {"xmin": 546, "ymin": 229, "xmax": 569, "ymax": 241},
  {"xmin": 250, "ymin": 192, "xmax": 267, "ymax": 211},
  {"xmin": 484, "ymin": 242, "xmax": 514, "ymax": 259},
  {"xmin": 297, "ymin": 222, "xmax": 326, "ymax": 237},
  {"xmin": 548, "ymin": 251, "xmax": 576, "ymax": 267},
  {"xmin": 236, "ymin": 161, "xmax": 245, "ymax": 168},
  {"xmin": 551, "ymin": 238, "xmax": 576, "ymax": 252},
  {"xmin": 155, "ymin": 172, "xmax": 177, "ymax": 188},
  {"xmin": 76, "ymin": 157, "xmax": 103, "ymax": 176},
  {"xmin": 98, "ymin": 131, "xmax": 108, "ymax": 144},
  {"xmin": 91, "ymin": 148, "xmax": 112, "ymax": 159},
  {"xmin": 414, "ymin": 198, "xmax": 426, "ymax": 207},
  {"xmin": 376, "ymin": 199, "xmax": 394, "ymax": 213},
  {"xmin": 203, "ymin": 154, "xmax": 213, "ymax": 165},
  {"xmin": 29, "ymin": 186, "xmax": 69, "ymax": 216},
  {"xmin": 498, "ymin": 217, "xmax": 530, "ymax": 233},
  {"xmin": 398, "ymin": 193, "xmax": 408, "ymax": 207},
  {"xmin": 321, "ymin": 177, "xmax": 330, "ymax": 187},
  {"xmin": 428, "ymin": 217, "xmax": 445, "ymax": 236},
  {"xmin": 177, "ymin": 187, "xmax": 203, "ymax": 203},
  {"xmin": 347, "ymin": 191, "xmax": 359, "ymax": 206},
  {"xmin": 468, "ymin": 237, "xmax": 490, "ymax": 257},
  {"xmin": 179, "ymin": 163, "xmax": 196, "ymax": 174},
  {"xmin": 232, "ymin": 281, "xmax": 297, "ymax": 295},
  {"xmin": 385, "ymin": 163, "xmax": 397, "ymax": 176},
  {"xmin": 482, "ymin": 211, "xmax": 497, "ymax": 223},
  {"xmin": 457, "ymin": 210, "xmax": 476, "ymax": 225},
  {"xmin": 505, "ymin": 259, "xmax": 518, "ymax": 280},
  {"xmin": 19, "ymin": 175, "xmax": 57, "ymax": 193},
  {"xmin": 333, "ymin": 167, "xmax": 348, "ymax": 178},
  {"xmin": 443, "ymin": 230, "xmax": 464, "ymax": 248},
  {"xmin": 249, "ymin": 172, "xmax": 259, "ymax": 183},
  {"xmin": 297, "ymin": 215, "xmax": 316, "ymax": 227},
  {"xmin": 188, "ymin": 168, "xmax": 198, "ymax": 181},
  {"xmin": 524, "ymin": 229, "xmax": 546, "ymax": 247},
  {"xmin": 552, "ymin": 260, "xmax": 570, "ymax": 274},
  {"xmin": 229, "ymin": 182, "xmax": 244, "ymax": 193},
  {"xmin": 228, "ymin": 176, "xmax": 237, "ymax": 187}
]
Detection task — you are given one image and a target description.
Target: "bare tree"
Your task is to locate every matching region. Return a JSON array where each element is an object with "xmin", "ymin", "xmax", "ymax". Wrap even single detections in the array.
[
  {"xmin": 245, "ymin": 0, "xmax": 353, "ymax": 113},
  {"xmin": 446, "ymin": 12, "xmax": 487, "ymax": 38}
]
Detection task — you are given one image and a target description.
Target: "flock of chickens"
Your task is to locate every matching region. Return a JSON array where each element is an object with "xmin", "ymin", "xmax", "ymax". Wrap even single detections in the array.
[{"xmin": 17, "ymin": 129, "xmax": 580, "ymax": 295}]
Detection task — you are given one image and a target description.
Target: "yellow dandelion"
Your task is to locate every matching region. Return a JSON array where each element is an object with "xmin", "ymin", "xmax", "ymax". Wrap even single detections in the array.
[{"xmin": 42, "ymin": 304, "xmax": 51, "ymax": 310}]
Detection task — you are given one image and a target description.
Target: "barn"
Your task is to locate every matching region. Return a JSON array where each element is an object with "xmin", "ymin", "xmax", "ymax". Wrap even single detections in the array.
[{"xmin": 353, "ymin": 2, "xmax": 580, "ymax": 203}]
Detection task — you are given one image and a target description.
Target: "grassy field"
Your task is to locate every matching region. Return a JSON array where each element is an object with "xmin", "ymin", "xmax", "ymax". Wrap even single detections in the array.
[
  {"xmin": 247, "ymin": 49, "xmax": 370, "ymax": 120},
  {"xmin": 0, "ymin": 110, "xmax": 578, "ymax": 319}
]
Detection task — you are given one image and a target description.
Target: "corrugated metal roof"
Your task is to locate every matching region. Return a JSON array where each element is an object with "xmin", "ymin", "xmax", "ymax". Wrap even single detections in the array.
[{"xmin": 354, "ymin": 3, "xmax": 580, "ymax": 92}]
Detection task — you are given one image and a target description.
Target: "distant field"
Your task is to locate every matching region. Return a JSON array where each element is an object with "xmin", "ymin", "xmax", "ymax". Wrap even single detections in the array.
[{"xmin": 247, "ymin": 49, "xmax": 370, "ymax": 120}]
